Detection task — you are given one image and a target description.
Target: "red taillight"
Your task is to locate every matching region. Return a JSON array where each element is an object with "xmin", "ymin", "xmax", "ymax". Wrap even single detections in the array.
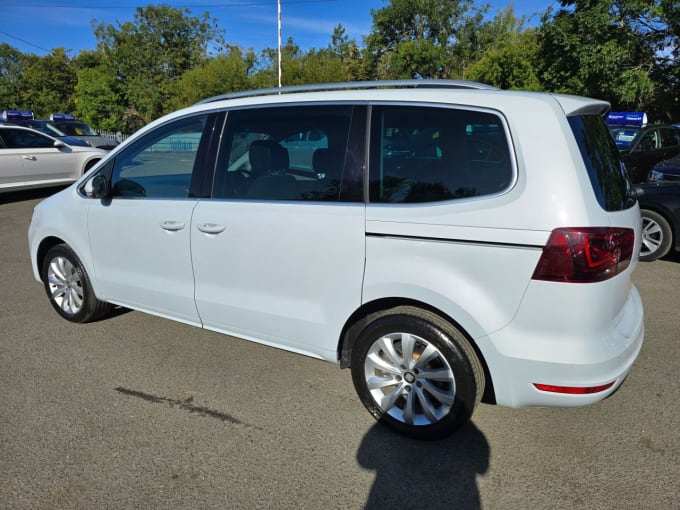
[
  {"xmin": 533, "ymin": 382, "xmax": 615, "ymax": 394},
  {"xmin": 532, "ymin": 227, "xmax": 634, "ymax": 283}
]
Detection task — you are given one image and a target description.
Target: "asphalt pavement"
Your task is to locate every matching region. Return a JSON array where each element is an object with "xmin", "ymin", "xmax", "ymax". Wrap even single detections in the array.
[{"xmin": 1, "ymin": 187, "xmax": 678, "ymax": 510}]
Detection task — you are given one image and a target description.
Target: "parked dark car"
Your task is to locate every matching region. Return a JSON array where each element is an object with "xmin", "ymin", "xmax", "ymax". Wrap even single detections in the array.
[
  {"xmin": 635, "ymin": 182, "xmax": 680, "ymax": 261},
  {"xmin": 607, "ymin": 112, "xmax": 680, "ymax": 183},
  {"xmin": 649, "ymin": 152, "xmax": 680, "ymax": 182}
]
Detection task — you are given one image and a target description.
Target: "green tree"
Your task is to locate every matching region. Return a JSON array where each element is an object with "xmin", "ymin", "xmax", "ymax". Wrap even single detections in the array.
[
  {"xmin": 92, "ymin": 4, "xmax": 225, "ymax": 129},
  {"xmin": 363, "ymin": 0, "xmax": 490, "ymax": 79},
  {"xmin": 329, "ymin": 24, "xmax": 366, "ymax": 81},
  {"xmin": 73, "ymin": 51, "xmax": 124, "ymax": 131},
  {"xmin": 171, "ymin": 46, "xmax": 256, "ymax": 107},
  {"xmin": 19, "ymin": 48, "xmax": 76, "ymax": 117},
  {"xmin": 538, "ymin": 1, "xmax": 659, "ymax": 113},
  {"xmin": 254, "ymin": 36, "xmax": 358, "ymax": 88},
  {"xmin": 466, "ymin": 8, "xmax": 542, "ymax": 90},
  {"xmin": 0, "ymin": 43, "xmax": 31, "ymax": 110}
]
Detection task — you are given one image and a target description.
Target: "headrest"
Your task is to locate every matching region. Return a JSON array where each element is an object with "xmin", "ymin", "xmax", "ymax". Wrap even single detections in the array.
[{"xmin": 249, "ymin": 140, "xmax": 289, "ymax": 175}]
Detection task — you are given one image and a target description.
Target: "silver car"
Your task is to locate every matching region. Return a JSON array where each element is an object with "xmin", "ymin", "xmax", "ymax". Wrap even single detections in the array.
[{"xmin": 0, "ymin": 124, "xmax": 105, "ymax": 193}]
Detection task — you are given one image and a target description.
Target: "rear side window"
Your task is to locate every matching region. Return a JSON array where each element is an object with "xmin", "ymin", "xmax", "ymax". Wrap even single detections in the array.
[
  {"xmin": 568, "ymin": 115, "xmax": 636, "ymax": 211},
  {"xmin": 369, "ymin": 106, "xmax": 513, "ymax": 203}
]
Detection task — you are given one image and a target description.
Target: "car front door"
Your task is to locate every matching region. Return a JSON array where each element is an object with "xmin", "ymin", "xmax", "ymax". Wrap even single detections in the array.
[
  {"xmin": 6, "ymin": 128, "xmax": 78, "ymax": 182},
  {"xmin": 191, "ymin": 105, "xmax": 367, "ymax": 359},
  {"xmin": 86, "ymin": 114, "xmax": 214, "ymax": 325}
]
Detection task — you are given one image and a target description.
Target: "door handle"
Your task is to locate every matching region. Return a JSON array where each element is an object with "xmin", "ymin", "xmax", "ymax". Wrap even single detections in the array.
[
  {"xmin": 161, "ymin": 221, "xmax": 186, "ymax": 231},
  {"xmin": 22, "ymin": 155, "xmax": 37, "ymax": 161},
  {"xmin": 197, "ymin": 223, "xmax": 226, "ymax": 234}
]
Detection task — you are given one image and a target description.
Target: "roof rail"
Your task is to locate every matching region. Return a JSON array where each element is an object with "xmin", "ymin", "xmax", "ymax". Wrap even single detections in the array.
[{"xmin": 196, "ymin": 79, "xmax": 498, "ymax": 104}]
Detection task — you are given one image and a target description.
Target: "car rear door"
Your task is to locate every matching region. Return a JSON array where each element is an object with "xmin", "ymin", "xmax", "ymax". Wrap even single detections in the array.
[{"xmin": 190, "ymin": 105, "xmax": 367, "ymax": 360}]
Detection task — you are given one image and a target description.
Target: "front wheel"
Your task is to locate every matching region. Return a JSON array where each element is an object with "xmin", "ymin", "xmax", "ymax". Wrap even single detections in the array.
[
  {"xmin": 350, "ymin": 307, "xmax": 484, "ymax": 440},
  {"xmin": 42, "ymin": 244, "xmax": 112, "ymax": 323},
  {"xmin": 640, "ymin": 209, "xmax": 672, "ymax": 262}
]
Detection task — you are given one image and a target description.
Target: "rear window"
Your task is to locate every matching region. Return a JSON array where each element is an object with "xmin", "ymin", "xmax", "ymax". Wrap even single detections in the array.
[{"xmin": 569, "ymin": 115, "xmax": 637, "ymax": 211}]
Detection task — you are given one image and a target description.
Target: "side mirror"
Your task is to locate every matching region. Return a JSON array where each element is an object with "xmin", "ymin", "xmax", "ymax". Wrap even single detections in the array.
[
  {"xmin": 53, "ymin": 140, "xmax": 66, "ymax": 149},
  {"xmin": 91, "ymin": 174, "xmax": 110, "ymax": 198}
]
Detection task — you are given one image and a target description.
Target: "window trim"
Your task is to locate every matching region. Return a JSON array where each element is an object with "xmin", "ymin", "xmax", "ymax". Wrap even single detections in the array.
[{"xmin": 365, "ymin": 102, "xmax": 516, "ymax": 205}]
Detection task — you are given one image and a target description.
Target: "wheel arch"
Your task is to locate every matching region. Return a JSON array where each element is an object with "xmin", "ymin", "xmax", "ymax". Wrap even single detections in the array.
[
  {"xmin": 83, "ymin": 157, "xmax": 102, "ymax": 174},
  {"xmin": 36, "ymin": 236, "xmax": 68, "ymax": 282},
  {"xmin": 337, "ymin": 297, "xmax": 496, "ymax": 404}
]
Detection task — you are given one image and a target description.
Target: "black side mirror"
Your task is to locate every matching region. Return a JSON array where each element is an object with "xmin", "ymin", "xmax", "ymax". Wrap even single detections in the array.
[{"xmin": 92, "ymin": 174, "xmax": 110, "ymax": 198}]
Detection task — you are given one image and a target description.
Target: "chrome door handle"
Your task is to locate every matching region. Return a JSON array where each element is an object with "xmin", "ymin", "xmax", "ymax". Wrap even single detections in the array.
[
  {"xmin": 22, "ymin": 155, "xmax": 37, "ymax": 161},
  {"xmin": 197, "ymin": 223, "xmax": 226, "ymax": 234},
  {"xmin": 161, "ymin": 221, "xmax": 186, "ymax": 231}
]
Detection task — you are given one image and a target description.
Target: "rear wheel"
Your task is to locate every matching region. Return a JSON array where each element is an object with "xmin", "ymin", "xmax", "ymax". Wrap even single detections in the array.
[
  {"xmin": 640, "ymin": 209, "xmax": 672, "ymax": 262},
  {"xmin": 350, "ymin": 306, "xmax": 484, "ymax": 439},
  {"xmin": 42, "ymin": 244, "xmax": 112, "ymax": 323}
]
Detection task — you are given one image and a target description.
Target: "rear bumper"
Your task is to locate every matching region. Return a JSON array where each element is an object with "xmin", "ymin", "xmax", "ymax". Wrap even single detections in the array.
[{"xmin": 481, "ymin": 284, "xmax": 644, "ymax": 408}]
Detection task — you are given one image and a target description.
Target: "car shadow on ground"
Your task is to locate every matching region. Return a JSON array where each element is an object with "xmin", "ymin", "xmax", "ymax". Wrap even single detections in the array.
[
  {"xmin": 357, "ymin": 421, "xmax": 489, "ymax": 510},
  {"xmin": 0, "ymin": 185, "xmax": 68, "ymax": 205},
  {"xmin": 661, "ymin": 251, "xmax": 680, "ymax": 263}
]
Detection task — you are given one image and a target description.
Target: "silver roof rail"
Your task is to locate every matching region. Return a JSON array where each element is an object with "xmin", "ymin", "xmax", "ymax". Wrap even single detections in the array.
[{"xmin": 196, "ymin": 79, "xmax": 498, "ymax": 104}]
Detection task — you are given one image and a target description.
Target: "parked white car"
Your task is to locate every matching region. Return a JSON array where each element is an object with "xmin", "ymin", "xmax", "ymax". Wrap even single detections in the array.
[
  {"xmin": 28, "ymin": 80, "xmax": 644, "ymax": 439},
  {"xmin": 1, "ymin": 124, "xmax": 105, "ymax": 193}
]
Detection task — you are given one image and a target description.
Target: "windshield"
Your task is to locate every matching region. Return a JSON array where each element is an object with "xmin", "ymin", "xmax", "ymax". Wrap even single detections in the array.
[
  {"xmin": 33, "ymin": 121, "xmax": 67, "ymax": 137},
  {"xmin": 54, "ymin": 121, "xmax": 98, "ymax": 136}
]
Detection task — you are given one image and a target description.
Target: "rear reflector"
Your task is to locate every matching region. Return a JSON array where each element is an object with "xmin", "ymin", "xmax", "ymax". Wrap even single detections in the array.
[
  {"xmin": 532, "ymin": 227, "xmax": 634, "ymax": 283},
  {"xmin": 533, "ymin": 382, "xmax": 615, "ymax": 394}
]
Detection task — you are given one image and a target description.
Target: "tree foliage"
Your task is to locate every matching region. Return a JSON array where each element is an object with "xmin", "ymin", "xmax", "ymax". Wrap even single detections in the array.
[
  {"xmin": 91, "ymin": 4, "xmax": 225, "ymax": 130},
  {"xmin": 538, "ymin": 1, "xmax": 667, "ymax": 116},
  {"xmin": 0, "ymin": 1, "xmax": 678, "ymax": 130}
]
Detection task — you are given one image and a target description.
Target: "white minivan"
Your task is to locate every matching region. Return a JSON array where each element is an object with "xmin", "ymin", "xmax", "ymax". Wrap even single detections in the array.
[{"xmin": 28, "ymin": 81, "xmax": 644, "ymax": 439}]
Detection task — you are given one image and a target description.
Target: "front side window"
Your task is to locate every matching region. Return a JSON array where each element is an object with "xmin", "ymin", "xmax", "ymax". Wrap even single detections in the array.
[
  {"xmin": 213, "ymin": 105, "xmax": 360, "ymax": 201},
  {"xmin": 110, "ymin": 115, "xmax": 208, "ymax": 198},
  {"xmin": 369, "ymin": 106, "xmax": 513, "ymax": 203},
  {"xmin": 660, "ymin": 127, "xmax": 680, "ymax": 148},
  {"xmin": 2, "ymin": 128, "xmax": 54, "ymax": 149},
  {"xmin": 637, "ymin": 129, "xmax": 660, "ymax": 152}
]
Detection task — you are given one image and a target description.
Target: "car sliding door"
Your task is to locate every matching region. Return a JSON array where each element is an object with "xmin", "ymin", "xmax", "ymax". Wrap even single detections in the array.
[{"xmin": 191, "ymin": 105, "xmax": 366, "ymax": 360}]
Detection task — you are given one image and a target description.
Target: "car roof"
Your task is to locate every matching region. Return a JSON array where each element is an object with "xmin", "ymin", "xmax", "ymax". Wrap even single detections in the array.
[{"xmin": 165, "ymin": 80, "xmax": 606, "ymax": 125}]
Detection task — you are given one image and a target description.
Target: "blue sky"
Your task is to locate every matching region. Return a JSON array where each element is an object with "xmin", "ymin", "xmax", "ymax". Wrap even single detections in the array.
[{"xmin": 1, "ymin": 1, "xmax": 554, "ymax": 56}]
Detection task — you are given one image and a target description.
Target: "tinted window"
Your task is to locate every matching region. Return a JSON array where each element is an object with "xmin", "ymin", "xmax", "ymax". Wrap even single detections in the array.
[
  {"xmin": 110, "ymin": 115, "xmax": 208, "ymax": 198},
  {"xmin": 637, "ymin": 129, "xmax": 660, "ymax": 152},
  {"xmin": 2, "ymin": 128, "xmax": 54, "ymax": 149},
  {"xmin": 569, "ymin": 115, "xmax": 636, "ymax": 211},
  {"xmin": 660, "ymin": 127, "xmax": 680, "ymax": 148},
  {"xmin": 369, "ymin": 106, "xmax": 513, "ymax": 203},
  {"xmin": 213, "ymin": 106, "xmax": 360, "ymax": 201},
  {"xmin": 608, "ymin": 126, "xmax": 639, "ymax": 149}
]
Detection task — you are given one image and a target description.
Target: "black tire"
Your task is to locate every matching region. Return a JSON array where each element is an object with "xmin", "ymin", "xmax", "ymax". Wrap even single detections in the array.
[
  {"xmin": 350, "ymin": 306, "xmax": 484, "ymax": 440},
  {"xmin": 640, "ymin": 209, "xmax": 673, "ymax": 262},
  {"xmin": 41, "ymin": 244, "xmax": 112, "ymax": 323}
]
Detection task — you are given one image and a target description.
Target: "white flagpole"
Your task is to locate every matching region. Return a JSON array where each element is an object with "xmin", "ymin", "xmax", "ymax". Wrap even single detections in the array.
[{"xmin": 278, "ymin": 0, "xmax": 282, "ymax": 89}]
